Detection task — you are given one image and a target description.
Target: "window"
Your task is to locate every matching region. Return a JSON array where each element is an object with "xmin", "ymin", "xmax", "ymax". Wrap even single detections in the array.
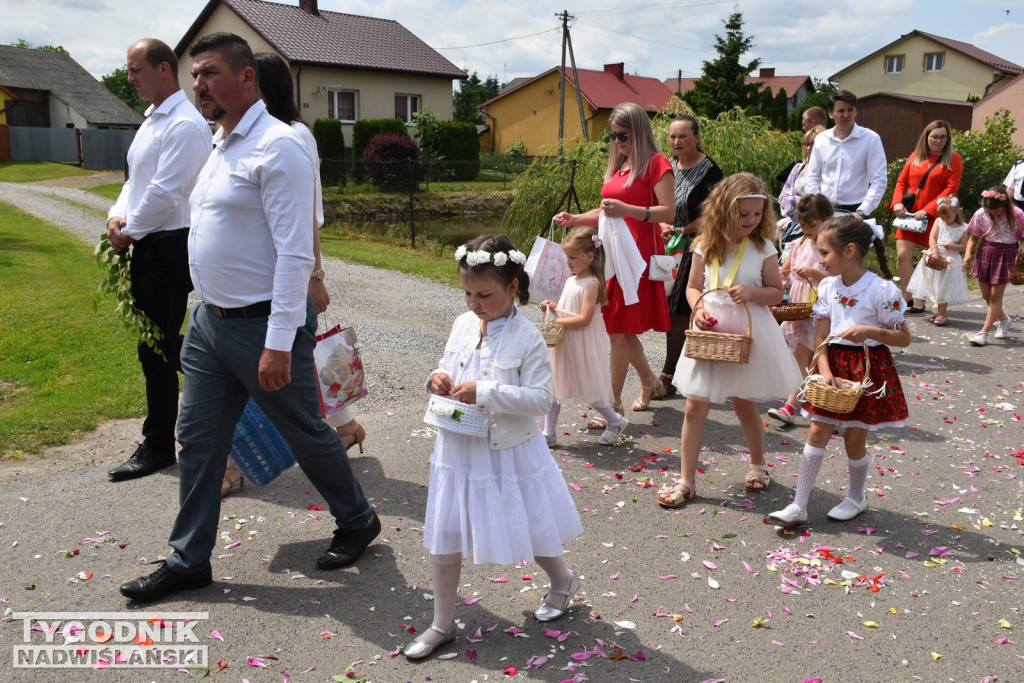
[
  {"xmin": 885, "ymin": 55, "xmax": 904, "ymax": 74},
  {"xmin": 327, "ymin": 89, "xmax": 357, "ymax": 123},
  {"xmin": 924, "ymin": 52, "xmax": 944, "ymax": 72},
  {"xmin": 394, "ymin": 94, "xmax": 421, "ymax": 123}
]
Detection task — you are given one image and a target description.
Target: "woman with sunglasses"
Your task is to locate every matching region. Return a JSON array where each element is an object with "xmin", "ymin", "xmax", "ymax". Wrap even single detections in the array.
[
  {"xmin": 554, "ymin": 102, "xmax": 674, "ymax": 417},
  {"xmin": 887, "ymin": 120, "xmax": 963, "ymax": 313}
]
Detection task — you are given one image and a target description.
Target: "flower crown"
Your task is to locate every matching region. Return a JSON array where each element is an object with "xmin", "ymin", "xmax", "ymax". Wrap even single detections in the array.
[
  {"xmin": 981, "ymin": 190, "xmax": 1006, "ymax": 201},
  {"xmin": 454, "ymin": 244, "xmax": 527, "ymax": 268}
]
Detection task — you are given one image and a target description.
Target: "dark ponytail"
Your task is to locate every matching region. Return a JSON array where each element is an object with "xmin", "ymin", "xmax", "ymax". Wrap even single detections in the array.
[
  {"xmin": 456, "ymin": 234, "xmax": 531, "ymax": 304},
  {"xmin": 820, "ymin": 215, "xmax": 894, "ymax": 279}
]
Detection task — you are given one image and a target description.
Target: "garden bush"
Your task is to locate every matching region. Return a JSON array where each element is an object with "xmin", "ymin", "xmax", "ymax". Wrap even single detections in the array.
[
  {"xmin": 312, "ymin": 118, "xmax": 345, "ymax": 187},
  {"xmin": 361, "ymin": 133, "xmax": 420, "ymax": 192},
  {"xmin": 352, "ymin": 119, "xmax": 410, "ymax": 181}
]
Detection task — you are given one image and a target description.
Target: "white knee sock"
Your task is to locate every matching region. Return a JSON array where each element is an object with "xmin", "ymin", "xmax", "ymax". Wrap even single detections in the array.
[
  {"xmin": 846, "ymin": 457, "xmax": 869, "ymax": 504},
  {"xmin": 792, "ymin": 444, "xmax": 825, "ymax": 510},
  {"xmin": 429, "ymin": 553, "xmax": 462, "ymax": 631},
  {"xmin": 544, "ymin": 403, "xmax": 561, "ymax": 436}
]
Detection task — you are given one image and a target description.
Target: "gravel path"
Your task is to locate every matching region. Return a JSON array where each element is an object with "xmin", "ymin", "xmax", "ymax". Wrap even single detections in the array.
[{"xmin": 1, "ymin": 177, "xmax": 1023, "ymax": 682}]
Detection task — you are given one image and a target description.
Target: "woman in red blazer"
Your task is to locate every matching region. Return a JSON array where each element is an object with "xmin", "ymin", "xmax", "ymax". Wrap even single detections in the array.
[{"xmin": 889, "ymin": 120, "xmax": 963, "ymax": 312}]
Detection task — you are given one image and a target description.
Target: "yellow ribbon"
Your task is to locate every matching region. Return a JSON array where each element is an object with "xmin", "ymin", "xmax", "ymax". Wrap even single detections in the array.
[{"xmin": 709, "ymin": 236, "xmax": 750, "ymax": 290}]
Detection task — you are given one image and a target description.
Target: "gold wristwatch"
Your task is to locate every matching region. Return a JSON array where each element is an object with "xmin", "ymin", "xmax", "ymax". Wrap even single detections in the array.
[{"xmin": 310, "ymin": 269, "xmax": 325, "ymax": 280}]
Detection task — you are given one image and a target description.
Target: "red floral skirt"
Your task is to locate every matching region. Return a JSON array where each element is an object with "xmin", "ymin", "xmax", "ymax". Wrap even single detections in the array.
[{"xmin": 802, "ymin": 344, "xmax": 908, "ymax": 429}]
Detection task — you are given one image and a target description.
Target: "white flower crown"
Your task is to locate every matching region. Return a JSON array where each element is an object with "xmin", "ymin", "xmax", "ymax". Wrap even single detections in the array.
[{"xmin": 454, "ymin": 244, "xmax": 527, "ymax": 268}]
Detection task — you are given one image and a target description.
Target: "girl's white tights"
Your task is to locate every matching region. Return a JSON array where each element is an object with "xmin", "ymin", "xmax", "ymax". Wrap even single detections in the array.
[
  {"xmin": 545, "ymin": 403, "xmax": 620, "ymax": 436},
  {"xmin": 428, "ymin": 553, "xmax": 462, "ymax": 631},
  {"xmin": 792, "ymin": 444, "xmax": 825, "ymax": 510},
  {"xmin": 533, "ymin": 555, "xmax": 574, "ymax": 605},
  {"xmin": 846, "ymin": 456, "xmax": 869, "ymax": 504}
]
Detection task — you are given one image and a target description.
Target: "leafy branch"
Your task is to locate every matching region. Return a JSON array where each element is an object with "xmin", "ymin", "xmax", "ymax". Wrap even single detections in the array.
[{"xmin": 93, "ymin": 234, "xmax": 166, "ymax": 359}]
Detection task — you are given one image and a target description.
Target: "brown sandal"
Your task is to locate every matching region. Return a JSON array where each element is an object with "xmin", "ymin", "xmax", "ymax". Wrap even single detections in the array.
[
  {"xmin": 744, "ymin": 464, "xmax": 771, "ymax": 492},
  {"xmin": 657, "ymin": 481, "xmax": 695, "ymax": 508}
]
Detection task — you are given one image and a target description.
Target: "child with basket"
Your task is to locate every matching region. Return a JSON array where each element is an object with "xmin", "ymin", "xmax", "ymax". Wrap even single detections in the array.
[
  {"xmin": 539, "ymin": 227, "xmax": 629, "ymax": 446},
  {"xmin": 767, "ymin": 193, "xmax": 833, "ymax": 425},
  {"xmin": 657, "ymin": 173, "xmax": 802, "ymax": 507},
  {"xmin": 410, "ymin": 235, "xmax": 584, "ymax": 660},
  {"xmin": 963, "ymin": 187, "xmax": 1024, "ymax": 345},
  {"xmin": 906, "ymin": 195, "xmax": 968, "ymax": 327},
  {"xmin": 769, "ymin": 216, "xmax": 910, "ymax": 525}
]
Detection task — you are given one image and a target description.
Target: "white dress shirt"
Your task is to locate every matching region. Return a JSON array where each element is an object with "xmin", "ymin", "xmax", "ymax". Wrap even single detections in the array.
[
  {"xmin": 290, "ymin": 121, "xmax": 324, "ymax": 228},
  {"xmin": 108, "ymin": 89, "xmax": 211, "ymax": 238},
  {"xmin": 188, "ymin": 100, "xmax": 315, "ymax": 352},
  {"xmin": 805, "ymin": 123, "xmax": 888, "ymax": 215},
  {"xmin": 1002, "ymin": 160, "xmax": 1024, "ymax": 201}
]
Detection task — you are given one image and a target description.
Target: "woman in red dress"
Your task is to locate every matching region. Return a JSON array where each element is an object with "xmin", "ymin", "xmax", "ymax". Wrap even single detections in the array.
[
  {"xmin": 888, "ymin": 120, "xmax": 963, "ymax": 312},
  {"xmin": 554, "ymin": 103, "xmax": 674, "ymax": 415}
]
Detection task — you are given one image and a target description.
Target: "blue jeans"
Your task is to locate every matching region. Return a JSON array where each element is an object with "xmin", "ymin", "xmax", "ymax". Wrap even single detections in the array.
[{"xmin": 165, "ymin": 300, "xmax": 372, "ymax": 572}]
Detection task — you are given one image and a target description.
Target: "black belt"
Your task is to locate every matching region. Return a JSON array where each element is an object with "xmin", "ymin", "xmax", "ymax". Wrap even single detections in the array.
[
  {"xmin": 206, "ymin": 301, "xmax": 271, "ymax": 319},
  {"xmin": 835, "ymin": 203, "xmax": 862, "ymax": 214}
]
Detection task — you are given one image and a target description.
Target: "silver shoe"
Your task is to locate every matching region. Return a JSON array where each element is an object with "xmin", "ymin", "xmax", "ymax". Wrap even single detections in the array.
[
  {"xmin": 597, "ymin": 415, "xmax": 629, "ymax": 445},
  {"xmin": 534, "ymin": 573, "xmax": 579, "ymax": 622},
  {"xmin": 403, "ymin": 623, "xmax": 456, "ymax": 660}
]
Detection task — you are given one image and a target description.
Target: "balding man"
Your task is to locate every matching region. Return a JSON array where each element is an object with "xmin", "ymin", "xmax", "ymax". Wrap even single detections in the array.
[{"xmin": 106, "ymin": 39, "xmax": 211, "ymax": 482}]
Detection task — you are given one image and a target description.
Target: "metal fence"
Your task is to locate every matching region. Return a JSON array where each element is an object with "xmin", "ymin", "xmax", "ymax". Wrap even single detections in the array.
[
  {"xmin": 321, "ymin": 158, "xmax": 522, "ymax": 248},
  {"xmin": 6, "ymin": 126, "xmax": 135, "ymax": 170}
]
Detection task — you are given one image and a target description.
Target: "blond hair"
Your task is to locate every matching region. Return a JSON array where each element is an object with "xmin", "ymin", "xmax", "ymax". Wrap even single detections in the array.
[
  {"xmin": 692, "ymin": 173, "xmax": 777, "ymax": 265},
  {"xmin": 562, "ymin": 227, "xmax": 608, "ymax": 305},
  {"xmin": 603, "ymin": 102, "xmax": 658, "ymax": 187},
  {"xmin": 936, "ymin": 196, "xmax": 963, "ymax": 225}
]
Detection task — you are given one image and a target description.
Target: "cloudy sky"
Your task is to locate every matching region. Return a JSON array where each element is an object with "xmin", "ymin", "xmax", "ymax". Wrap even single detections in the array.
[{"xmin": 4, "ymin": 0, "xmax": 1024, "ymax": 88}]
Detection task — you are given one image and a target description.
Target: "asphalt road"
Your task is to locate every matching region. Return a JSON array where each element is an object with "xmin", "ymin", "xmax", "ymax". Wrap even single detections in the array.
[{"xmin": 1, "ymin": 178, "xmax": 1023, "ymax": 682}]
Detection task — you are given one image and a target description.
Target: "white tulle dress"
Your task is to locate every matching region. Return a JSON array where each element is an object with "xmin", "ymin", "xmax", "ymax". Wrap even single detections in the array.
[
  {"xmin": 423, "ymin": 352, "xmax": 584, "ymax": 563},
  {"xmin": 673, "ymin": 239, "xmax": 802, "ymax": 403},
  {"xmin": 906, "ymin": 219, "xmax": 969, "ymax": 306},
  {"xmin": 550, "ymin": 275, "xmax": 614, "ymax": 406}
]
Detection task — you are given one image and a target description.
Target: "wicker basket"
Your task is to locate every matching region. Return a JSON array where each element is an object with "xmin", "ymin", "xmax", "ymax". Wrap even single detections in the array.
[
  {"xmin": 423, "ymin": 394, "xmax": 489, "ymax": 437},
  {"xmin": 803, "ymin": 338, "xmax": 870, "ymax": 413},
  {"xmin": 684, "ymin": 289, "xmax": 752, "ymax": 364},
  {"xmin": 1009, "ymin": 253, "xmax": 1024, "ymax": 286},
  {"xmin": 770, "ymin": 302, "xmax": 813, "ymax": 322},
  {"xmin": 539, "ymin": 309, "xmax": 565, "ymax": 347},
  {"xmin": 925, "ymin": 247, "xmax": 950, "ymax": 271}
]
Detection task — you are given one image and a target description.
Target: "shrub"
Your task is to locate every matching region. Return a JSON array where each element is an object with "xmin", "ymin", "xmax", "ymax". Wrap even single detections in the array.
[
  {"xmin": 952, "ymin": 109, "xmax": 1022, "ymax": 218},
  {"xmin": 312, "ymin": 118, "xmax": 345, "ymax": 187},
  {"xmin": 361, "ymin": 133, "xmax": 420, "ymax": 191},
  {"xmin": 427, "ymin": 121, "xmax": 481, "ymax": 181},
  {"xmin": 352, "ymin": 118, "xmax": 409, "ymax": 181}
]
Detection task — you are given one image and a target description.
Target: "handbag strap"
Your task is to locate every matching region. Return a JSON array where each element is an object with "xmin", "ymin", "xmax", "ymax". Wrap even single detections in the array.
[
  {"xmin": 913, "ymin": 158, "xmax": 942, "ymax": 194},
  {"xmin": 709, "ymin": 237, "xmax": 750, "ymax": 290}
]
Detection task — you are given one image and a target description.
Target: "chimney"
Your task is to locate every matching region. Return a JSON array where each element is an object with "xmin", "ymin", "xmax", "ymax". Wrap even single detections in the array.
[
  {"xmin": 759, "ymin": 67, "xmax": 775, "ymax": 78},
  {"xmin": 603, "ymin": 63, "xmax": 625, "ymax": 81},
  {"xmin": 299, "ymin": 0, "xmax": 319, "ymax": 15}
]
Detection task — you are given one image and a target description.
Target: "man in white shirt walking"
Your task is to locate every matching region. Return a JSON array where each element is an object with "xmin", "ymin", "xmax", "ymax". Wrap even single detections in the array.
[
  {"xmin": 106, "ymin": 39, "xmax": 211, "ymax": 482},
  {"xmin": 120, "ymin": 33, "xmax": 378, "ymax": 603},
  {"xmin": 805, "ymin": 90, "xmax": 887, "ymax": 218}
]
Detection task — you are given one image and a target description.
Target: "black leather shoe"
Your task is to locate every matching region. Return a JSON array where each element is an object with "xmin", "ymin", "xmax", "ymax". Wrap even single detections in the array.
[
  {"xmin": 119, "ymin": 561, "xmax": 212, "ymax": 603},
  {"xmin": 317, "ymin": 511, "xmax": 381, "ymax": 570},
  {"xmin": 108, "ymin": 443, "xmax": 176, "ymax": 481}
]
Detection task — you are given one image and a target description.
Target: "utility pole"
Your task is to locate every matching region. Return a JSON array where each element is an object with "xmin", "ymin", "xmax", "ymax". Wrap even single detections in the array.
[{"xmin": 556, "ymin": 10, "xmax": 589, "ymax": 158}]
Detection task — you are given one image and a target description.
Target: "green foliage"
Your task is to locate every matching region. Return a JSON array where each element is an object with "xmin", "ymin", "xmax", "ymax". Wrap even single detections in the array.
[
  {"xmin": 684, "ymin": 11, "xmax": 761, "ymax": 118},
  {"xmin": 101, "ymin": 67, "xmax": 147, "ymax": 115},
  {"xmin": 351, "ymin": 118, "xmax": 409, "ymax": 182},
  {"xmin": 453, "ymin": 71, "xmax": 501, "ymax": 124},
  {"xmin": 313, "ymin": 118, "xmax": 346, "ymax": 187},
  {"xmin": 412, "ymin": 107, "xmax": 444, "ymax": 159},
  {"xmin": 414, "ymin": 108, "xmax": 482, "ymax": 181},
  {"xmin": 952, "ymin": 110, "xmax": 1022, "ymax": 218},
  {"xmin": 361, "ymin": 133, "xmax": 420, "ymax": 191},
  {"xmin": 787, "ymin": 79, "xmax": 836, "ymax": 130},
  {"xmin": 7, "ymin": 38, "xmax": 68, "ymax": 53},
  {"xmin": 93, "ymin": 235, "xmax": 166, "ymax": 359},
  {"xmin": 506, "ymin": 138, "xmax": 527, "ymax": 165}
]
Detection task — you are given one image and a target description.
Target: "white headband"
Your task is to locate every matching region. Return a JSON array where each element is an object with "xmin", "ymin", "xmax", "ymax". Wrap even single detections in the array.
[{"xmin": 736, "ymin": 194, "xmax": 768, "ymax": 201}]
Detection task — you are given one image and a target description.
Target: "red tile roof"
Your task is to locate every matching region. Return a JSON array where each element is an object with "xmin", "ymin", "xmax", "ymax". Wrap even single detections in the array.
[
  {"xmin": 663, "ymin": 74, "xmax": 811, "ymax": 99},
  {"xmin": 483, "ymin": 65, "xmax": 673, "ymax": 112},
  {"xmin": 830, "ymin": 30, "xmax": 1023, "ymax": 80},
  {"xmin": 176, "ymin": 0, "xmax": 466, "ymax": 79}
]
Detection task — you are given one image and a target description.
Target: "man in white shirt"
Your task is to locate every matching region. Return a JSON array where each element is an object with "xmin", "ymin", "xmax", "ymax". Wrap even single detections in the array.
[
  {"xmin": 120, "ymin": 33, "xmax": 378, "ymax": 604},
  {"xmin": 804, "ymin": 90, "xmax": 887, "ymax": 217},
  {"xmin": 1003, "ymin": 159, "xmax": 1024, "ymax": 211},
  {"xmin": 106, "ymin": 39, "xmax": 211, "ymax": 482}
]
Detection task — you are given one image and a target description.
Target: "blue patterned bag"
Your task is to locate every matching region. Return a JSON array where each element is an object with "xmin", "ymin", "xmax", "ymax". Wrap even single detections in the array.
[{"xmin": 229, "ymin": 398, "xmax": 296, "ymax": 486}]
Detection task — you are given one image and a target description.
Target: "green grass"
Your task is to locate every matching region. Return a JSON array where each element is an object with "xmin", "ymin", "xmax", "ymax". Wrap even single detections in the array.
[
  {"xmin": 0, "ymin": 161, "xmax": 99, "ymax": 183},
  {"xmin": 0, "ymin": 201, "xmax": 147, "ymax": 457},
  {"xmin": 86, "ymin": 183, "xmax": 123, "ymax": 201}
]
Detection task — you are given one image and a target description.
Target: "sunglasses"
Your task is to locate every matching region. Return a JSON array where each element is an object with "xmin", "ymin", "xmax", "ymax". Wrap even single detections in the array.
[{"xmin": 608, "ymin": 131, "xmax": 630, "ymax": 143}]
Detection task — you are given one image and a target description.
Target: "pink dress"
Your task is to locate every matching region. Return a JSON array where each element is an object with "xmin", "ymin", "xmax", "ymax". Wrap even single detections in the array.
[
  {"xmin": 550, "ymin": 275, "xmax": 614, "ymax": 407},
  {"xmin": 601, "ymin": 153, "xmax": 673, "ymax": 335},
  {"xmin": 781, "ymin": 235, "xmax": 820, "ymax": 351}
]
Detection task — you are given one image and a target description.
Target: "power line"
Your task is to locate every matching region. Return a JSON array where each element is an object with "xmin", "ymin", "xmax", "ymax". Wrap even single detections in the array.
[
  {"xmin": 571, "ymin": 0, "xmax": 732, "ymax": 18},
  {"xmin": 437, "ymin": 26, "xmax": 560, "ymax": 50}
]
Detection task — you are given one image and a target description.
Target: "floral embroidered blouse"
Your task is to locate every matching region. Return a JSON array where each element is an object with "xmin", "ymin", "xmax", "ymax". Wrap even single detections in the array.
[{"xmin": 812, "ymin": 272, "xmax": 907, "ymax": 347}]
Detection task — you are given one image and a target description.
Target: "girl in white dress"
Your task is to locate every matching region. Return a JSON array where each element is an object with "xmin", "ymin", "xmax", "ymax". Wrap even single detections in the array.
[
  {"xmin": 906, "ymin": 196, "xmax": 969, "ymax": 326},
  {"xmin": 407, "ymin": 234, "xmax": 584, "ymax": 661},
  {"xmin": 659, "ymin": 174, "xmax": 802, "ymax": 507},
  {"xmin": 540, "ymin": 227, "xmax": 628, "ymax": 446}
]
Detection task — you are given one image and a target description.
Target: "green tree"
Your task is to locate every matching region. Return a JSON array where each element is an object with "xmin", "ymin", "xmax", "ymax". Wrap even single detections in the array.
[
  {"xmin": 453, "ymin": 71, "xmax": 501, "ymax": 124},
  {"xmin": 787, "ymin": 78, "xmax": 836, "ymax": 130},
  {"xmin": 683, "ymin": 10, "xmax": 760, "ymax": 118},
  {"xmin": 7, "ymin": 38, "xmax": 68, "ymax": 53},
  {"xmin": 101, "ymin": 67, "xmax": 147, "ymax": 115}
]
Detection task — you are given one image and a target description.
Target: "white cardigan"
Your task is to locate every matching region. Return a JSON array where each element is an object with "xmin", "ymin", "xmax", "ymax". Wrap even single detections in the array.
[{"xmin": 427, "ymin": 309, "xmax": 552, "ymax": 449}]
